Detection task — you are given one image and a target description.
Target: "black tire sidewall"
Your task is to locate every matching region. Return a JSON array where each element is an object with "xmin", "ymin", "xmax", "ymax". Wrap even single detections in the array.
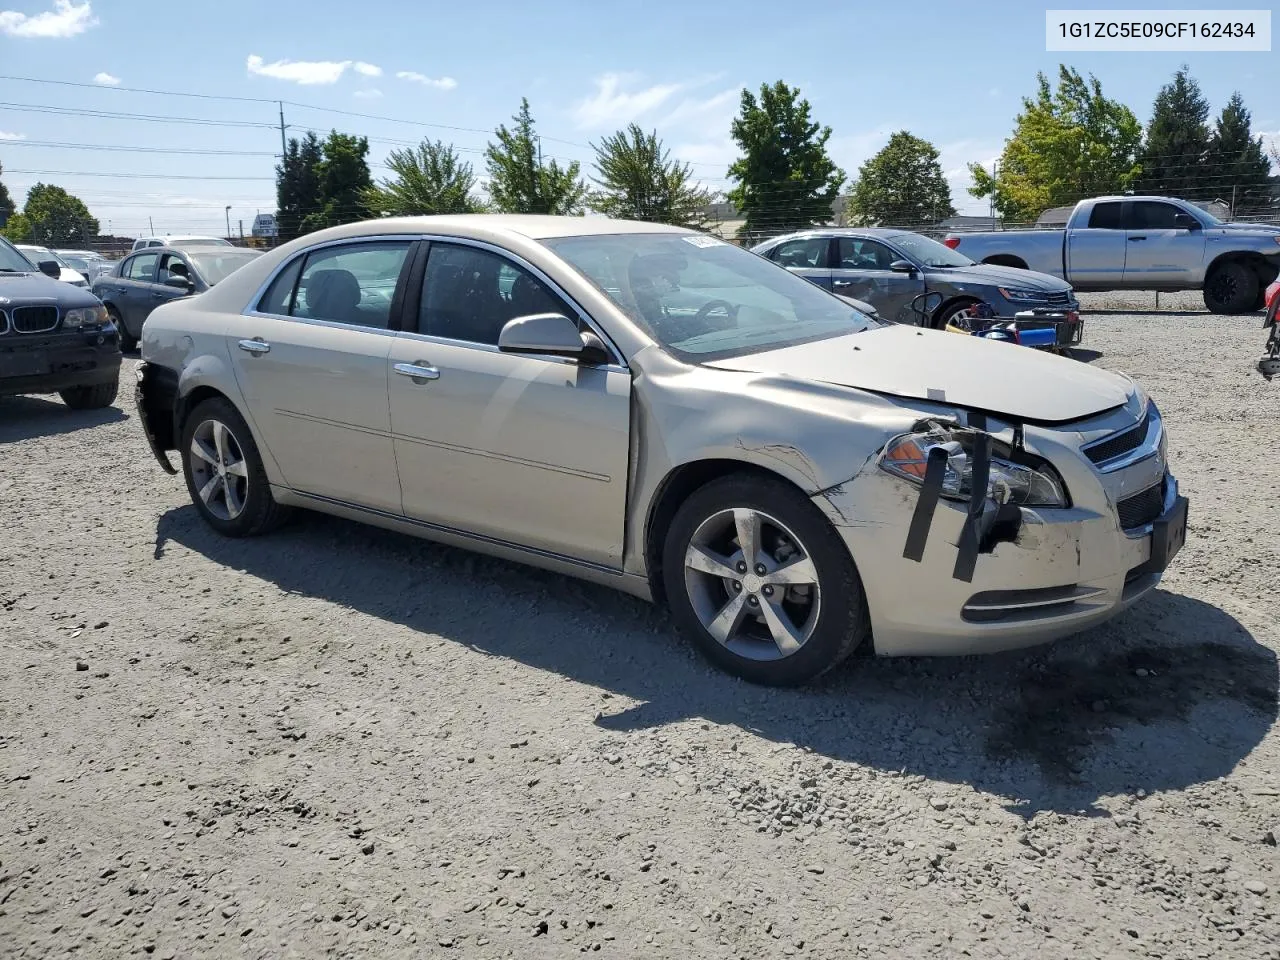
[
  {"xmin": 60, "ymin": 381, "xmax": 118, "ymax": 409},
  {"xmin": 180, "ymin": 397, "xmax": 276, "ymax": 537},
  {"xmin": 661, "ymin": 473, "xmax": 868, "ymax": 686},
  {"xmin": 108, "ymin": 307, "xmax": 136, "ymax": 351},
  {"xmin": 1205, "ymin": 262, "xmax": 1258, "ymax": 314}
]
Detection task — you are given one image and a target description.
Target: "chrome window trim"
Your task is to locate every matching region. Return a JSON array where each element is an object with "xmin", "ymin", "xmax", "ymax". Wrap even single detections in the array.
[
  {"xmin": 393, "ymin": 328, "xmax": 628, "ymax": 375},
  {"xmin": 242, "ymin": 233, "xmax": 629, "ymax": 370}
]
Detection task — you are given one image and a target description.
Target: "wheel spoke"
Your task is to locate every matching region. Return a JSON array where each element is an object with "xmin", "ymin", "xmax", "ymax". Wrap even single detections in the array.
[
  {"xmin": 224, "ymin": 478, "xmax": 245, "ymax": 518},
  {"xmin": 197, "ymin": 473, "xmax": 222, "ymax": 507},
  {"xmin": 759, "ymin": 597, "xmax": 805, "ymax": 656},
  {"xmin": 212, "ymin": 421, "xmax": 230, "ymax": 465},
  {"xmin": 190, "ymin": 437, "xmax": 218, "ymax": 467},
  {"xmin": 763, "ymin": 555, "xmax": 818, "ymax": 587},
  {"xmin": 685, "ymin": 544, "xmax": 737, "ymax": 580},
  {"xmin": 705, "ymin": 593, "xmax": 748, "ymax": 645},
  {"xmin": 224, "ymin": 458, "xmax": 249, "ymax": 479},
  {"xmin": 733, "ymin": 508, "xmax": 761, "ymax": 567}
]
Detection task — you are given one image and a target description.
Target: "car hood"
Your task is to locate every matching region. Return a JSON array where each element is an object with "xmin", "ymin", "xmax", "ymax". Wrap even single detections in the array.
[
  {"xmin": 928, "ymin": 263, "xmax": 1072, "ymax": 292},
  {"xmin": 1210, "ymin": 221, "xmax": 1280, "ymax": 237},
  {"xmin": 705, "ymin": 324, "xmax": 1132, "ymax": 423},
  {"xmin": 0, "ymin": 271, "xmax": 100, "ymax": 307}
]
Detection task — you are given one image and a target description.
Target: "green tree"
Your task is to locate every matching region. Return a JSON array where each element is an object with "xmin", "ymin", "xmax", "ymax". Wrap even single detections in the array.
[
  {"xmin": 22, "ymin": 183, "xmax": 99, "ymax": 245},
  {"xmin": 275, "ymin": 131, "xmax": 323, "ymax": 240},
  {"xmin": 1136, "ymin": 66, "xmax": 1210, "ymax": 196},
  {"xmin": 0, "ymin": 160, "xmax": 14, "ymax": 228},
  {"xmin": 1, "ymin": 212, "xmax": 31, "ymax": 242},
  {"xmin": 1206, "ymin": 93, "xmax": 1274, "ymax": 213},
  {"xmin": 969, "ymin": 65, "xmax": 1142, "ymax": 223},
  {"xmin": 485, "ymin": 98, "xmax": 587, "ymax": 214},
  {"xmin": 302, "ymin": 131, "xmax": 373, "ymax": 232},
  {"xmin": 849, "ymin": 131, "xmax": 955, "ymax": 226},
  {"xmin": 727, "ymin": 81, "xmax": 845, "ymax": 239},
  {"xmin": 365, "ymin": 139, "xmax": 483, "ymax": 216},
  {"xmin": 589, "ymin": 124, "xmax": 714, "ymax": 226}
]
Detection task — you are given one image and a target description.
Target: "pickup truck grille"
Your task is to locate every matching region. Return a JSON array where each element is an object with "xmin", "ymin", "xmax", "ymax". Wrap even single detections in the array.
[
  {"xmin": 1084, "ymin": 409, "xmax": 1153, "ymax": 466},
  {"xmin": 11, "ymin": 306, "xmax": 59, "ymax": 333},
  {"xmin": 1117, "ymin": 481, "xmax": 1164, "ymax": 530}
]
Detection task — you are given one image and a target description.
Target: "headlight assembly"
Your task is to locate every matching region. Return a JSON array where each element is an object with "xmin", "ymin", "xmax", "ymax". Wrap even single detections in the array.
[
  {"xmin": 880, "ymin": 423, "xmax": 1067, "ymax": 507},
  {"xmin": 62, "ymin": 305, "xmax": 109, "ymax": 329},
  {"xmin": 997, "ymin": 286, "xmax": 1049, "ymax": 303}
]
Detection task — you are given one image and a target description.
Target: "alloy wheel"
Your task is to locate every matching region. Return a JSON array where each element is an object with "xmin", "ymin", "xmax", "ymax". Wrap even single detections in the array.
[{"xmin": 188, "ymin": 418, "xmax": 250, "ymax": 521}]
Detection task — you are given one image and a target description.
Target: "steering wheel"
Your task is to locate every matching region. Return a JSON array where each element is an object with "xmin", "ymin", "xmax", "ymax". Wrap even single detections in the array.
[{"xmin": 693, "ymin": 299, "xmax": 738, "ymax": 327}]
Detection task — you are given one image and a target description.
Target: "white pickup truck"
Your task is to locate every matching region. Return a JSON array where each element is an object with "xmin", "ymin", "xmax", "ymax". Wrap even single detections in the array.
[{"xmin": 944, "ymin": 196, "xmax": 1280, "ymax": 314}]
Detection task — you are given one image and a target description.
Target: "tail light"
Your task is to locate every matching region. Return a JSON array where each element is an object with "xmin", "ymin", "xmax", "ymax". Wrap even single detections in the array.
[{"xmin": 943, "ymin": 237, "xmax": 961, "ymax": 249}]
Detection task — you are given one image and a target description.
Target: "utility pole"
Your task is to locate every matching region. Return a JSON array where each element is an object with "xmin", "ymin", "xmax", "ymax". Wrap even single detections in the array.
[
  {"xmin": 225, "ymin": 205, "xmax": 232, "ymax": 239},
  {"xmin": 148, "ymin": 215, "xmax": 154, "ymax": 235},
  {"xmin": 279, "ymin": 102, "xmax": 288, "ymax": 160}
]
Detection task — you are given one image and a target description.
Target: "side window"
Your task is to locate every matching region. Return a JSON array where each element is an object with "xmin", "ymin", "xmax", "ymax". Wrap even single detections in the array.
[
  {"xmin": 1130, "ymin": 201, "xmax": 1179, "ymax": 230},
  {"xmin": 125, "ymin": 253, "xmax": 159, "ymax": 281},
  {"xmin": 419, "ymin": 243, "xmax": 573, "ymax": 345},
  {"xmin": 770, "ymin": 237, "xmax": 829, "ymax": 269},
  {"xmin": 258, "ymin": 258, "xmax": 303, "ymax": 315},
  {"xmin": 291, "ymin": 241, "xmax": 412, "ymax": 329},
  {"xmin": 836, "ymin": 238, "xmax": 896, "ymax": 270},
  {"xmin": 158, "ymin": 253, "xmax": 190, "ymax": 284},
  {"xmin": 1087, "ymin": 202, "xmax": 1123, "ymax": 229}
]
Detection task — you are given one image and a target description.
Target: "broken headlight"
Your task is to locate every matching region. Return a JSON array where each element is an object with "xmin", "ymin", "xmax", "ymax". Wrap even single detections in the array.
[{"xmin": 879, "ymin": 424, "xmax": 1067, "ymax": 507}]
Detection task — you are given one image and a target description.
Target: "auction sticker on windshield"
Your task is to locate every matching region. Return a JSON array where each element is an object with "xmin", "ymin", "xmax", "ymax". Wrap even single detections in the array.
[{"xmin": 683, "ymin": 235, "xmax": 726, "ymax": 249}]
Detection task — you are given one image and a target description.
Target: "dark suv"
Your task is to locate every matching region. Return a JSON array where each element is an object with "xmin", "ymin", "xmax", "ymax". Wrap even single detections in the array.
[{"xmin": 0, "ymin": 236, "xmax": 122, "ymax": 409}]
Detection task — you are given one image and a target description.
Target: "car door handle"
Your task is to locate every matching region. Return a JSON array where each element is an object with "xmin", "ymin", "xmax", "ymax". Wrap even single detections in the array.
[
  {"xmin": 832, "ymin": 279, "xmax": 854, "ymax": 288},
  {"xmin": 1128, "ymin": 236, "xmax": 1147, "ymax": 242},
  {"xmin": 151, "ymin": 291, "xmax": 167, "ymax": 298},
  {"xmin": 237, "ymin": 338, "xmax": 270, "ymax": 355},
  {"xmin": 393, "ymin": 361, "xmax": 440, "ymax": 381}
]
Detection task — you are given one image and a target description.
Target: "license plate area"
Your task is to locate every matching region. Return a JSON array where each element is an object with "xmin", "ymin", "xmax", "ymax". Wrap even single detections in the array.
[
  {"xmin": 1147, "ymin": 495, "xmax": 1189, "ymax": 573},
  {"xmin": 0, "ymin": 350, "xmax": 51, "ymax": 378}
]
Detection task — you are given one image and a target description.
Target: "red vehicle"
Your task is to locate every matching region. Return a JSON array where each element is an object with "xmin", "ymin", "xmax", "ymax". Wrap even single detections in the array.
[
  {"xmin": 1261, "ymin": 281, "xmax": 1280, "ymax": 379},
  {"xmin": 1266, "ymin": 280, "xmax": 1280, "ymax": 313}
]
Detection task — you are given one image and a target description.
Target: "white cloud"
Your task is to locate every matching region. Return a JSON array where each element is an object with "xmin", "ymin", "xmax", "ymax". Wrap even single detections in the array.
[
  {"xmin": 353, "ymin": 88, "xmax": 383, "ymax": 100},
  {"xmin": 93, "ymin": 71, "xmax": 119, "ymax": 86},
  {"xmin": 660, "ymin": 88, "xmax": 739, "ymax": 128},
  {"xmin": 0, "ymin": 0, "xmax": 96, "ymax": 38},
  {"xmin": 396, "ymin": 71, "xmax": 457, "ymax": 90},
  {"xmin": 1260, "ymin": 130, "xmax": 1280, "ymax": 169},
  {"xmin": 353, "ymin": 61, "xmax": 382, "ymax": 77},
  {"xmin": 0, "ymin": 130, "xmax": 27, "ymax": 140},
  {"xmin": 246, "ymin": 54, "xmax": 352, "ymax": 86},
  {"xmin": 573, "ymin": 73, "xmax": 683, "ymax": 130}
]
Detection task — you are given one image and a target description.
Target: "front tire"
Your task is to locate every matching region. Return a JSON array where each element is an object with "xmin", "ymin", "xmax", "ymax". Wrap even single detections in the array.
[
  {"xmin": 180, "ymin": 397, "xmax": 289, "ymax": 537},
  {"xmin": 662, "ymin": 473, "xmax": 869, "ymax": 687},
  {"xmin": 1203, "ymin": 261, "xmax": 1259, "ymax": 314},
  {"xmin": 59, "ymin": 380, "xmax": 119, "ymax": 410},
  {"xmin": 108, "ymin": 306, "xmax": 137, "ymax": 353}
]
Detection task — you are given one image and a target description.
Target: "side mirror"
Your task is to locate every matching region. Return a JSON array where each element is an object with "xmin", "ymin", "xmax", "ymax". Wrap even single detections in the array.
[
  {"xmin": 1173, "ymin": 213, "xmax": 1199, "ymax": 231},
  {"xmin": 163, "ymin": 276, "xmax": 194, "ymax": 291},
  {"xmin": 498, "ymin": 313, "xmax": 588, "ymax": 359},
  {"xmin": 37, "ymin": 259, "xmax": 61, "ymax": 279},
  {"xmin": 889, "ymin": 259, "xmax": 916, "ymax": 274}
]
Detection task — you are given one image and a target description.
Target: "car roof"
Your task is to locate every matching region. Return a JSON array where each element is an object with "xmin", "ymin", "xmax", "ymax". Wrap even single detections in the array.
[
  {"xmin": 296, "ymin": 214, "xmax": 694, "ymax": 244},
  {"xmin": 131, "ymin": 245, "xmax": 259, "ymax": 256}
]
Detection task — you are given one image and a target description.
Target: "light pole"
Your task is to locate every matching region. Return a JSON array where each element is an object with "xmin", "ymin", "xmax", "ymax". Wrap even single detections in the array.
[{"xmin": 225, "ymin": 206, "xmax": 232, "ymax": 240}]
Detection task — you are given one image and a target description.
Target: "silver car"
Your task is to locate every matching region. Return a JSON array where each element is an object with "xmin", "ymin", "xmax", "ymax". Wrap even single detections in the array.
[{"xmin": 134, "ymin": 215, "xmax": 1189, "ymax": 686}]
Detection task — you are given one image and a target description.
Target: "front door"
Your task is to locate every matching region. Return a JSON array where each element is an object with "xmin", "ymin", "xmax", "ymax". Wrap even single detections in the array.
[
  {"xmin": 225, "ymin": 239, "xmax": 416, "ymax": 514},
  {"xmin": 765, "ymin": 236, "xmax": 833, "ymax": 290},
  {"xmin": 387, "ymin": 241, "xmax": 631, "ymax": 569},
  {"xmin": 830, "ymin": 237, "xmax": 925, "ymax": 323}
]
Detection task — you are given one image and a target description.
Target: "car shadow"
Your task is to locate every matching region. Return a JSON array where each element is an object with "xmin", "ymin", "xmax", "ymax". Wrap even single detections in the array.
[
  {"xmin": 0, "ymin": 395, "xmax": 128, "ymax": 443},
  {"xmin": 155, "ymin": 506, "xmax": 1277, "ymax": 817},
  {"xmin": 1066, "ymin": 347, "xmax": 1104, "ymax": 363},
  {"xmin": 1082, "ymin": 309, "xmax": 1209, "ymax": 318}
]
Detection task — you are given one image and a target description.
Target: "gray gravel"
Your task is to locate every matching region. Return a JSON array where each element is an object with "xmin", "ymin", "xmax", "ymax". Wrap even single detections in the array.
[{"xmin": 2, "ymin": 295, "xmax": 1278, "ymax": 959}]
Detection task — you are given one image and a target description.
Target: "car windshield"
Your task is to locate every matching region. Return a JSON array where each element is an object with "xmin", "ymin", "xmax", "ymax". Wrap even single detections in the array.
[
  {"xmin": 543, "ymin": 233, "xmax": 878, "ymax": 361},
  {"xmin": 0, "ymin": 239, "xmax": 36, "ymax": 272},
  {"xmin": 886, "ymin": 232, "xmax": 974, "ymax": 267},
  {"xmin": 189, "ymin": 250, "xmax": 261, "ymax": 285}
]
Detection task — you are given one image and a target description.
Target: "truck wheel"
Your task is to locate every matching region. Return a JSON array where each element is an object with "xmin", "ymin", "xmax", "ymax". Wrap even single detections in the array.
[
  {"xmin": 1203, "ymin": 261, "xmax": 1259, "ymax": 314},
  {"xmin": 60, "ymin": 380, "xmax": 119, "ymax": 410},
  {"xmin": 108, "ymin": 307, "xmax": 136, "ymax": 352}
]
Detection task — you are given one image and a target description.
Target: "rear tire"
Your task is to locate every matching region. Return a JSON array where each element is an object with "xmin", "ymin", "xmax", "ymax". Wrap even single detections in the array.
[
  {"xmin": 180, "ymin": 397, "xmax": 289, "ymax": 537},
  {"xmin": 934, "ymin": 298, "xmax": 980, "ymax": 330},
  {"xmin": 662, "ymin": 472, "xmax": 869, "ymax": 687},
  {"xmin": 59, "ymin": 380, "xmax": 119, "ymax": 410},
  {"xmin": 1203, "ymin": 261, "xmax": 1259, "ymax": 314},
  {"xmin": 109, "ymin": 307, "xmax": 137, "ymax": 353}
]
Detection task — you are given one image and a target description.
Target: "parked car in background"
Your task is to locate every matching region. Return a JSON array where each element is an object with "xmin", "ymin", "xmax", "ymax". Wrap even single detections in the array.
[
  {"xmin": 134, "ymin": 214, "xmax": 1186, "ymax": 687},
  {"xmin": 0, "ymin": 235, "xmax": 121, "ymax": 409},
  {"xmin": 93, "ymin": 245, "xmax": 262, "ymax": 351},
  {"xmin": 752, "ymin": 228, "xmax": 1079, "ymax": 329},
  {"xmin": 55, "ymin": 249, "xmax": 116, "ymax": 284},
  {"xmin": 15, "ymin": 245, "xmax": 89, "ymax": 288},
  {"xmin": 943, "ymin": 196, "xmax": 1280, "ymax": 314},
  {"xmin": 131, "ymin": 235, "xmax": 233, "ymax": 251}
]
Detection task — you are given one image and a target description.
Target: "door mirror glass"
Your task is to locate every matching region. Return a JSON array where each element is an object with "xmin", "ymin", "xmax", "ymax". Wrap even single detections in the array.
[
  {"xmin": 37, "ymin": 259, "xmax": 61, "ymax": 279},
  {"xmin": 498, "ymin": 313, "xmax": 586, "ymax": 358},
  {"xmin": 889, "ymin": 259, "xmax": 916, "ymax": 274}
]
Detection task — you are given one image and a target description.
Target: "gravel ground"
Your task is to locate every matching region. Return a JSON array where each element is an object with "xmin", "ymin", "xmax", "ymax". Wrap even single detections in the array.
[{"xmin": 2, "ymin": 291, "xmax": 1278, "ymax": 960}]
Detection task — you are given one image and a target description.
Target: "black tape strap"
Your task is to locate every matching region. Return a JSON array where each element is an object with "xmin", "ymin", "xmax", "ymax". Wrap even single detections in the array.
[
  {"xmin": 952, "ymin": 431, "xmax": 991, "ymax": 583},
  {"xmin": 902, "ymin": 446, "xmax": 949, "ymax": 562}
]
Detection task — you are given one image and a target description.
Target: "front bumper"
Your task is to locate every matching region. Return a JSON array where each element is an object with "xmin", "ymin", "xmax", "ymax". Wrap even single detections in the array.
[
  {"xmin": 814, "ymin": 462, "xmax": 1186, "ymax": 657},
  {"xmin": 0, "ymin": 325, "xmax": 121, "ymax": 397}
]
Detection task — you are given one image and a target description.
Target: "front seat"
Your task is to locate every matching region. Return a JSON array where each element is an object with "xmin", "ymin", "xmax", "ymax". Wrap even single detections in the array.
[{"xmin": 304, "ymin": 269, "xmax": 362, "ymax": 325}]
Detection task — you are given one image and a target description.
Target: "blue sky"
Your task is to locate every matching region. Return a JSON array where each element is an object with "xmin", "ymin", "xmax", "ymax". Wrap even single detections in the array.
[{"xmin": 1, "ymin": 0, "xmax": 1276, "ymax": 236}]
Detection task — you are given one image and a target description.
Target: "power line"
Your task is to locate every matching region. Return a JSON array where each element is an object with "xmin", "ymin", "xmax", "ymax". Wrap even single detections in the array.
[
  {"xmin": 2, "ymin": 168, "xmax": 275, "ymax": 181},
  {"xmin": 0, "ymin": 101, "xmax": 277, "ymax": 129}
]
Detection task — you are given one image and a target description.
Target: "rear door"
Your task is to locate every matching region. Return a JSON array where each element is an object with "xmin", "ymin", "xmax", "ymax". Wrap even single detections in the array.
[
  {"xmin": 1121, "ymin": 200, "xmax": 1206, "ymax": 287},
  {"xmin": 765, "ymin": 236, "xmax": 833, "ymax": 289},
  {"xmin": 1064, "ymin": 201, "xmax": 1127, "ymax": 287},
  {"xmin": 224, "ymin": 238, "xmax": 416, "ymax": 514},
  {"xmin": 830, "ymin": 236, "xmax": 925, "ymax": 321}
]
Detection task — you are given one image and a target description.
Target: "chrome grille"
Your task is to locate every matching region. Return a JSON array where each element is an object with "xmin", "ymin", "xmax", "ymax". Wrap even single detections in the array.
[
  {"xmin": 1084, "ymin": 408, "xmax": 1154, "ymax": 466},
  {"xmin": 11, "ymin": 306, "xmax": 59, "ymax": 333},
  {"xmin": 0, "ymin": 309, "xmax": 9, "ymax": 335},
  {"xmin": 1045, "ymin": 290, "xmax": 1071, "ymax": 305},
  {"xmin": 1117, "ymin": 482, "xmax": 1164, "ymax": 529}
]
